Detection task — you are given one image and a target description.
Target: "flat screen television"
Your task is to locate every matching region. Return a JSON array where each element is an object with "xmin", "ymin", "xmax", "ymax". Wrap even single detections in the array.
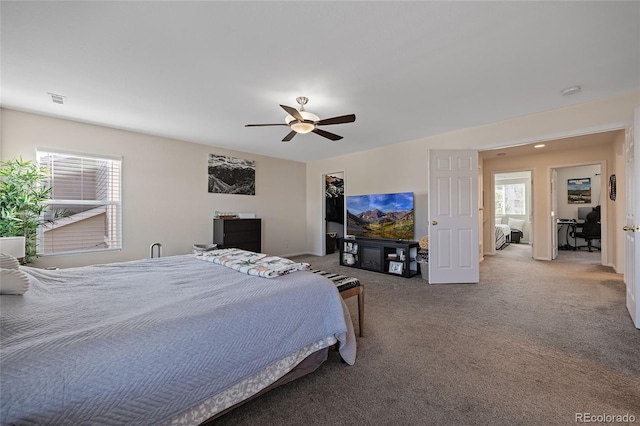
[{"xmin": 346, "ymin": 192, "xmax": 414, "ymax": 240}]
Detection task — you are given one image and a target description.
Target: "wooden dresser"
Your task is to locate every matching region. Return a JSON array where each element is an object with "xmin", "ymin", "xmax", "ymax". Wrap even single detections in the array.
[{"xmin": 213, "ymin": 218, "xmax": 261, "ymax": 252}]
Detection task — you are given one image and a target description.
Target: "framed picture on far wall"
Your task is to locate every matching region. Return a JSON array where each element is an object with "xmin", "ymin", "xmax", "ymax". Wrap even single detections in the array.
[
  {"xmin": 389, "ymin": 261, "xmax": 403, "ymax": 275},
  {"xmin": 208, "ymin": 154, "xmax": 255, "ymax": 195},
  {"xmin": 567, "ymin": 177, "xmax": 591, "ymax": 204}
]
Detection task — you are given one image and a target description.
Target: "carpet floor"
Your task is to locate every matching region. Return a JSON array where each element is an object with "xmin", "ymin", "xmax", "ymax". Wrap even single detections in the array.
[{"xmin": 214, "ymin": 244, "xmax": 640, "ymax": 425}]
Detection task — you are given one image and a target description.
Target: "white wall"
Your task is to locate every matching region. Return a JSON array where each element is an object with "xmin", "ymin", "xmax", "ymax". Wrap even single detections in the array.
[
  {"xmin": 556, "ymin": 164, "xmax": 602, "ymax": 220},
  {"xmin": 306, "ymin": 91, "xmax": 639, "ymax": 267},
  {"xmin": 307, "ymin": 144, "xmax": 430, "ymax": 257},
  {"xmin": 3, "ymin": 91, "xmax": 638, "ymax": 272},
  {"xmin": 612, "ymin": 131, "xmax": 627, "ymax": 274},
  {"xmin": 1, "ymin": 109, "xmax": 308, "ymax": 268}
]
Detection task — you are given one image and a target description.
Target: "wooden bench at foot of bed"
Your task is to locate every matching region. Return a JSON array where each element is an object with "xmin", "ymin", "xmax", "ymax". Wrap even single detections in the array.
[{"xmin": 309, "ymin": 270, "xmax": 364, "ymax": 337}]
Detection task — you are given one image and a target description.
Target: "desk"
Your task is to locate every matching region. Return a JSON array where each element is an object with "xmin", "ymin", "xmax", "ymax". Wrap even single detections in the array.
[{"xmin": 557, "ymin": 220, "xmax": 578, "ymax": 250}]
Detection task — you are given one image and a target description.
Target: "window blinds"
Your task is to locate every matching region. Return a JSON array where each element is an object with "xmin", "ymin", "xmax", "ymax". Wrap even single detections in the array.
[{"xmin": 36, "ymin": 150, "xmax": 122, "ymax": 255}]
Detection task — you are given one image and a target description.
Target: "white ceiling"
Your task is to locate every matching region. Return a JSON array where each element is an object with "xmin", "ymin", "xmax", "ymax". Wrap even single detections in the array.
[{"xmin": 1, "ymin": 1, "xmax": 639, "ymax": 162}]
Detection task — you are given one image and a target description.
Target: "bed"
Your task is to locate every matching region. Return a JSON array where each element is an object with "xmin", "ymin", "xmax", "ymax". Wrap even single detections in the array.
[
  {"xmin": 0, "ymin": 253, "xmax": 356, "ymax": 425},
  {"xmin": 495, "ymin": 223, "xmax": 511, "ymax": 250}
]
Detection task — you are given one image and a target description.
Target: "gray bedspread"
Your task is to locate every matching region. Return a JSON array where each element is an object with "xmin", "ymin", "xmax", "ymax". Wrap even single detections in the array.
[{"xmin": 0, "ymin": 255, "xmax": 355, "ymax": 425}]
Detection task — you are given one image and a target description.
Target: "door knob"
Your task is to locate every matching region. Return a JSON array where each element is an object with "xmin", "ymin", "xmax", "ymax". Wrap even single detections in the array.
[
  {"xmin": 432, "ymin": 221, "xmax": 438, "ymax": 226},
  {"xmin": 623, "ymin": 225, "xmax": 637, "ymax": 232}
]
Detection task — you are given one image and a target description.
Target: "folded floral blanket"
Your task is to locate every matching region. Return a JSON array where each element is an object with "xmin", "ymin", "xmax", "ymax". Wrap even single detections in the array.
[{"xmin": 195, "ymin": 248, "xmax": 310, "ymax": 278}]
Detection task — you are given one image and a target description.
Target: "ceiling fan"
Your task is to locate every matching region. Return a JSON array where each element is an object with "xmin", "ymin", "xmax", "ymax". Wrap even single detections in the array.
[{"xmin": 245, "ymin": 97, "xmax": 356, "ymax": 142}]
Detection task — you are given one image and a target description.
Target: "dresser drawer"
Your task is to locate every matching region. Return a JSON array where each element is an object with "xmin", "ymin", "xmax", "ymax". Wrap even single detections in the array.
[{"xmin": 213, "ymin": 218, "xmax": 261, "ymax": 252}]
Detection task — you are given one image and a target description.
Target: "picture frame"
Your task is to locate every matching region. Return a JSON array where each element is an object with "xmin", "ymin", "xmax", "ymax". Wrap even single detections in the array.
[
  {"xmin": 344, "ymin": 241, "xmax": 358, "ymax": 254},
  {"xmin": 609, "ymin": 174, "xmax": 616, "ymax": 201},
  {"xmin": 567, "ymin": 177, "xmax": 591, "ymax": 204},
  {"xmin": 389, "ymin": 261, "xmax": 403, "ymax": 275},
  {"xmin": 208, "ymin": 154, "xmax": 256, "ymax": 195}
]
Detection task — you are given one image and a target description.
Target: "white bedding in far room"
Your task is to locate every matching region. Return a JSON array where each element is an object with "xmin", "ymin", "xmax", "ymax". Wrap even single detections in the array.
[{"xmin": 495, "ymin": 224, "xmax": 511, "ymax": 250}]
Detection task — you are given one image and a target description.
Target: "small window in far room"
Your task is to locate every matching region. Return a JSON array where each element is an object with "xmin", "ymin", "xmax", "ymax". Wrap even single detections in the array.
[
  {"xmin": 495, "ymin": 183, "xmax": 525, "ymax": 215},
  {"xmin": 36, "ymin": 149, "xmax": 122, "ymax": 256}
]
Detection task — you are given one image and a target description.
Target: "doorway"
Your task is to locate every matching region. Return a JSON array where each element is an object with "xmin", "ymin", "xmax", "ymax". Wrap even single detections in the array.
[
  {"xmin": 494, "ymin": 171, "xmax": 532, "ymax": 255},
  {"xmin": 552, "ymin": 163, "xmax": 603, "ymax": 265},
  {"xmin": 323, "ymin": 172, "xmax": 344, "ymax": 255}
]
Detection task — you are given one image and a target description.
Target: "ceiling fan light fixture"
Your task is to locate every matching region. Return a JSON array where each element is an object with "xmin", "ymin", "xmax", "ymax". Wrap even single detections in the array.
[
  {"xmin": 290, "ymin": 121, "xmax": 316, "ymax": 134},
  {"xmin": 285, "ymin": 110, "xmax": 319, "ymax": 133},
  {"xmin": 245, "ymin": 97, "xmax": 355, "ymax": 141}
]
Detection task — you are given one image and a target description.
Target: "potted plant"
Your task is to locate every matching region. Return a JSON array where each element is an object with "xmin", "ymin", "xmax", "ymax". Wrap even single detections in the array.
[{"xmin": 0, "ymin": 157, "xmax": 51, "ymax": 263}]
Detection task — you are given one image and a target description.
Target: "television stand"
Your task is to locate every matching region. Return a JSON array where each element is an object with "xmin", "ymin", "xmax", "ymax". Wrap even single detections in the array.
[{"xmin": 339, "ymin": 237, "xmax": 419, "ymax": 278}]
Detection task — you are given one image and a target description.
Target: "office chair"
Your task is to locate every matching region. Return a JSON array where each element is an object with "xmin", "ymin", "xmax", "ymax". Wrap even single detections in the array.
[{"xmin": 571, "ymin": 206, "xmax": 601, "ymax": 252}]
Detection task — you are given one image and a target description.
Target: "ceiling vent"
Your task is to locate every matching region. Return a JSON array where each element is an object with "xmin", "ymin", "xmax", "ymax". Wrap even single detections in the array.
[{"xmin": 47, "ymin": 92, "xmax": 66, "ymax": 105}]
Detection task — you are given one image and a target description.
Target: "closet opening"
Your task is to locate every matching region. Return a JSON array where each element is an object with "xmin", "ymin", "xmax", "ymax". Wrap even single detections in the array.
[{"xmin": 323, "ymin": 172, "xmax": 345, "ymax": 255}]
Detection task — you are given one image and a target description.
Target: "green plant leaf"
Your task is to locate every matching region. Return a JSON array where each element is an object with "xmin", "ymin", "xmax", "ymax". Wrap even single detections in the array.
[{"xmin": 0, "ymin": 158, "xmax": 51, "ymax": 262}]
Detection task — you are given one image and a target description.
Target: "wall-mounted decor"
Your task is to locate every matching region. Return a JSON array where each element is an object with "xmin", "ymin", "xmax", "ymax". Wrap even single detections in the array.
[
  {"xmin": 208, "ymin": 154, "xmax": 255, "ymax": 195},
  {"xmin": 609, "ymin": 174, "xmax": 616, "ymax": 201},
  {"xmin": 567, "ymin": 177, "xmax": 591, "ymax": 204}
]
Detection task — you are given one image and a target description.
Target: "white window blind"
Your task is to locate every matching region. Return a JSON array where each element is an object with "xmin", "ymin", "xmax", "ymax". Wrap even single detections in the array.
[{"xmin": 36, "ymin": 149, "xmax": 122, "ymax": 255}]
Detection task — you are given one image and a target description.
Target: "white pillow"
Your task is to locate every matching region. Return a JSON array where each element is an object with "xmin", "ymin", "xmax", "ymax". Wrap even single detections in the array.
[
  {"xmin": 0, "ymin": 253, "xmax": 20, "ymax": 270},
  {"xmin": 0, "ymin": 268, "xmax": 30, "ymax": 295},
  {"xmin": 508, "ymin": 217, "xmax": 526, "ymax": 232}
]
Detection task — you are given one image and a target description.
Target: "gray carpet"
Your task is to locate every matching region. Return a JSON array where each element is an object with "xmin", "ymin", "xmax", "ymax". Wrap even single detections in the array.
[{"xmin": 214, "ymin": 244, "xmax": 640, "ymax": 425}]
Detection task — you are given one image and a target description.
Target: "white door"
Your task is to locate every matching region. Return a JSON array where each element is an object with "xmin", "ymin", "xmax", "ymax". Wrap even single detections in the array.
[
  {"xmin": 428, "ymin": 149, "xmax": 479, "ymax": 284},
  {"xmin": 551, "ymin": 169, "xmax": 558, "ymax": 260},
  {"xmin": 624, "ymin": 108, "xmax": 640, "ymax": 328}
]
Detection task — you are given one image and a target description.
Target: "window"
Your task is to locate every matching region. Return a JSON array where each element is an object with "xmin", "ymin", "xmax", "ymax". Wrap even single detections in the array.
[
  {"xmin": 495, "ymin": 183, "xmax": 525, "ymax": 215},
  {"xmin": 36, "ymin": 149, "xmax": 121, "ymax": 255}
]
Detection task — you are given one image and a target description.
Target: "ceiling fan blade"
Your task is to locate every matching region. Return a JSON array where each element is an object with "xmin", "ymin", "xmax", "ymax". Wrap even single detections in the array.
[
  {"xmin": 312, "ymin": 128, "xmax": 343, "ymax": 141},
  {"xmin": 280, "ymin": 104, "xmax": 304, "ymax": 122},
  {"xmin": 245, "ymin": 123, "xmax": 287, "ymax": 127},
  {"xmin": 317, "ymin": 114, "xmax": 356, "ymax": 126},
  {"xmin": 282, "ymin": 130, "xmax": 297, "ymax": 142}
]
